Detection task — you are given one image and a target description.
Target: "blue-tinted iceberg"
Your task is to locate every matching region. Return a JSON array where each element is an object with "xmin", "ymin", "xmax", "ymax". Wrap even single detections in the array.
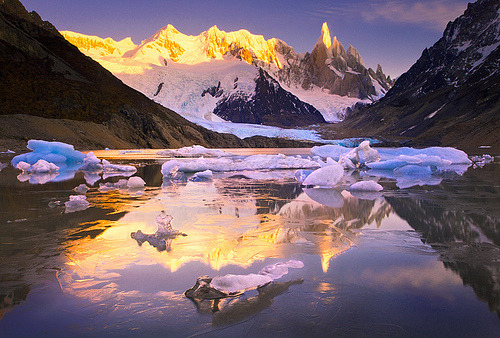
[{"xmin": 11, "ymin": 140, "xmax": 85, "ymax": 167}]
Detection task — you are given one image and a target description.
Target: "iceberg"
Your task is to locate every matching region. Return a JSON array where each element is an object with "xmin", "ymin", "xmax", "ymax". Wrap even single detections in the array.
[
  {"xmin": 64, "ymin": 195, "xmax": 90, "ymax": 213},
  {"xmin": 79, "ymin": 152, "xmax": 103, "ymax": 171},
  {"xmin": 73, "ymin": 184, "xmax": 89, "ymax": 194},
  {"xmin": 209, "ymin": 260, "xmax": 304, "ymax": 294},
  {"xmin": 131, "ymin": 213, "xmax": 187, "ymax": 252},
  {"xmin": 302, "ymin": 162, "xmax": 343, "ymax": 187},
  {"xmin": 11, "ymin": 140, "xmax": 85, "ymax": 167},
  {"xmin": 30, "ymin": 159, "xmax": 59, "ymax": 173},
  {"xmin": 349, "ymin": 181, "xmax": 383, "ymax": 192},
  {"xmin": 102, "ymin": 159, "xmax": 137, "ymax": 173},
  {"xmin": 162, "ymin": 154, "xmax": 320, "ymax": 174},
  {"xmin": 127, "ymin": 176, "xmax": 146, "ymax": 188}
]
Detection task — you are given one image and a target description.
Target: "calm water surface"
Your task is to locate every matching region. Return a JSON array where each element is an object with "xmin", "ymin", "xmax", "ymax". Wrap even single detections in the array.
[{"xmin": 0, "ymin": 149, "xmax": 499, "ymax": 337}]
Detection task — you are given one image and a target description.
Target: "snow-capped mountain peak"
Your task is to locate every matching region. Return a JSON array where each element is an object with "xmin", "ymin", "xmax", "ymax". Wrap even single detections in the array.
[{"xmin": 319, "ymin": 22, "xmax": 332, "ymax": 49}]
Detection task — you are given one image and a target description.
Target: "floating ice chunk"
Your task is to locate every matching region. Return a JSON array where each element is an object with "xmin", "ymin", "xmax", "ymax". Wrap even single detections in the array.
[
  {"xmin": 131, "ymin": 213, "xmax": 187, "ymax": 251},
  {"xmin": 311, "ymin": 144, "xmax": 350, "ymax": 160},
  {"xmin": 357, "ymin": 140, "xmax": 380, "ymax": 163},
  {"xmin": 84, "ymin": 172, "xmax": 101, "ymax": 186},
  {"xmin": 79, "ymin": 152, "xmax": 103, "ymax": 171},
  {"xmin": 127, "ymin": 176, "xmax": 146, "ymax": 188},
  {"xmin": 102, "ymin": 159, "xmax": 137, "ymax": 173},
  {"xmin": 302, "ymin": 162, "xmax": 343, "ymax": 187},
  {"xmin": 210, "ymin": 260, "xmax": 304, "ymax": 294},
  {"xmin": 64, "ymin": 195, "xmax": 90, "ymax": 213},
  {"xmin": 73, "ymin": 184, "xmax": 89, "ymax": 194},
  {"xmin": 339, "ymin": 156, "xmax": 356, "ymax": 169},
  {"xmin": 119, "ymin": 150, "xmax": 143, "ymax": 154},
  {"xmin": 161, "ymin": 160, "xmax": 182, "ymax": 176},
  {"xmin": 471, "ymin": 154, "xmax": 494, "ymax": 168},
  {"xmin": 157, "ymin": 145, "xmax": 232, "ymax": 157},
  {"xmin": 162, "ymin": 154, "xmax": 319, "ymax": 174},
  {"xmin": 190, "ymin": 169, "xmax": 213, "ymax": 182},
  {"xmin": 349, "ymin": 181, "xmax": 383, "ymax": 192},
  {"xmin": 0, "ymin": 149, "xmax": 15, "ymax": 154},
  {"xmin": 16, "ymin": 161, "xmax": 31, "ymax": 172},
  {"xmin": 303, "ymin": 188, "xmax": 344, "ymax": 208},
  {"xmin": 30, "ymin": 159, "xmax": 59, "ymax": 173},
  {"xmin": 11, "ymin": 140, "xmax": 85, "ymax": 166}
]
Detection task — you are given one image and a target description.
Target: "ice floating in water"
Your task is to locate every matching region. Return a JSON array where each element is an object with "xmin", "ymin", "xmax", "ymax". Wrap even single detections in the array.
[
  {"xmin": 102, "ymin": 159, "xmax": 137, "ymax": 173},
  {"xmin": 30, "ymin": 159, "xmax": 59, "ymax": 173},
  {"xmin": 127, "ymin": 176, "xmax": 146, "ymax": 188},
  {"xmin": 64, "ymin": 195, "xmax": 90, "ymax": 213},
  {"xmin": 312, "ymin": 140, "xmax": 380, "ymax": 166},
  {"xmin": 393, "ymin": 165, "xmax": 443, "ymax": 189},
  {"xmin": 11, "ymin": 140, "xmax": 85, "ymax": 166},
  {"xmin": 16, "ymin": 161, "xmax": 31, "ymax": 172},
  {"xmin": 302, "ymin": 162, "xmax": 343, "ymax": 187},
  {"xmin": 294, "ymin": 169, "xmax": 313, "ymax": 182},
  {"xmin": 471, "ymin": 154, "xmax": 494, "ymax": 168},
  {"xmin": 73, "ymin": 184, "xmax": 89, "ymax": 194},
  {"xmin": 190, "ymin": 169, "xmax": 213, "ymax": 182},
  {"xmin": 131, "ymin": 214, "xmax": 187, "ymax": 251},
  {"xmin": 79, "ymin": 152, "xmax": 103, "ymax": 171},
  {"xmin": 349, "ymin": 181, "xmax": 383, "ymax": 192},
  {"xmin": 209, "ymin": 260, "xmax": 304, "ymax": 294},
  {"xmin": 158, "ymin": 145, "xmax": 232, "ymax": 158},
  {"xmin": 163, "ymin": 154, "xmax": 320, "ymax": 175}
]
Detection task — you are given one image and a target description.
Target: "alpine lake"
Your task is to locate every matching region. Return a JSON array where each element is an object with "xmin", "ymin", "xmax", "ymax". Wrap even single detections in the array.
[{"xmin": 0, "ymin": 148, "xmax": 499, "ymax": 337}]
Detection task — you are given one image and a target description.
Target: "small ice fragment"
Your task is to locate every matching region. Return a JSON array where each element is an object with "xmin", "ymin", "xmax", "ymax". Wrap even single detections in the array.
[
  {"xmin": 30, "ymin": 159, "xmax": 59, "ymax": 173},
  {"xmin": 127, "ymin": 176, "xmax": 146, "ymax": 188},
  {"xmin": 209, "ymin": 260, "xmax": 304, "ymax": 294},
  {"xmin": 303, "ymin": 162, "xmax": 343, "ymax": 187},
  {"xmin": 80, "ymin": 152, "xmax": 103, "ymax": 171},
  {"xmin": 64, "ymin": 195, "xmax": 90, "ymax": 213},
  {"xmin": 16, "ymin": 161, "xmax": 31, "ymax": 172},
  {"xmin": 98, "ymin": 179, "xmax": 128, "ymax": 192},
  {"xmin": 357, "ymin": 140, "xmax": 380, "ymax": 163},
  {"xmin": 104, "ymin": 147, "xmax": 110, "ymax": 151},
  {"xmin": 349, "ymin": 181, "xmax": 383, "ymax": 192},
  {"xmin": 190, "ymin": 169, "xmax": 213, "ymax": 182},
  {"xmin": 156, "ymin": 212, "xmax": 174, "ymax": 233},
  {"xmin": 102, "ymin": 159, "xmax": 137, "ymax": 173},
  {"xmin": 73, "ymin": 184, "xmax": 89, "ymax": 194}
]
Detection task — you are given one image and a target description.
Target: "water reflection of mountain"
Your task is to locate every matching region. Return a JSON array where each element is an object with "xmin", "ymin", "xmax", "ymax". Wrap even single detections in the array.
[{"xmin": 385, "ymin": 168, "xmax": 500, "ymax": 318}]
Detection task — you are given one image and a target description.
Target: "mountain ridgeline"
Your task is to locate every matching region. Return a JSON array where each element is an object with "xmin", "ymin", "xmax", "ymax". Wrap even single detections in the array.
[
  {"xmin": 61, "ymin": 22, "xmax": 393, "ymax": 126},
  {"xmin": 336, "ymin": 0, "xmax": 500, "ymax": 150},
  {"xmin": 1, "ymin": 0, "xmax": 308, "ymax": 150}
]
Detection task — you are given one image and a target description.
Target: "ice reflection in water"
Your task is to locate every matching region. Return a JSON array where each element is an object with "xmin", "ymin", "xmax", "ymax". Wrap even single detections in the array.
[{"xmin": 0, "ymin": 152, "xmax": 499, "ymax": 335}]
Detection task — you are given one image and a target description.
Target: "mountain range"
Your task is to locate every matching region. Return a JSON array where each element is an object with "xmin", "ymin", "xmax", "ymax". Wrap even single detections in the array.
[
  {"xmin": 61, "ymin": 22, "xmax": 393, "ymax": 126},
  {"xmin": 0, "ymin": 0, "xmax": 316, "ymax": 151},
  {"xmin": 330, "ymin": 0, "xmax": 500, "ymax": 151}
]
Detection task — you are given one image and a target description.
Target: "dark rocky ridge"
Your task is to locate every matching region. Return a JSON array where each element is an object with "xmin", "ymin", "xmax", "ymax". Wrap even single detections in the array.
[
  {"xmin": 0, "ymin": 0, "xmax": 319, "ymax": 151},
  {"xmin": 212, "ymin": 68, "xmax": 326, "ymax": 126},
  {"xmin": 331, "ymin": 0, "xmax": 500, "ymax": 151}
]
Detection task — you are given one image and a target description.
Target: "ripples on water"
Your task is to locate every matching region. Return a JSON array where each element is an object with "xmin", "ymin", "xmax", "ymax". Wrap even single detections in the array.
[{"xmin": 0, "ymin": 149, "xmax": 499, "ymax": 336}]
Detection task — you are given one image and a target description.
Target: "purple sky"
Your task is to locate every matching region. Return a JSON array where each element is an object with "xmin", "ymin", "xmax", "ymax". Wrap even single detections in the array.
[{"xmin": 22, "ymin": 0, "xmax": 470, "ymax": 78}]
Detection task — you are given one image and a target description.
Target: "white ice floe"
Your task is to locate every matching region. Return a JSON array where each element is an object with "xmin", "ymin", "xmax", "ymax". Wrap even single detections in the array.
[
  {"xmin": 102, "ymin": 159, "xmax": 137, "ymax": 173},
  {"xmin": 127, "ymin": 176, "xmax": 146, "ymax": 188},
  {"xmin": 302, "ymin": 162, "xmax": 343, "ymax": 187},
  {"xmin": 30, "ymin": 159, "xmax": 59, "ymax": 173},
  {"xmin": 349, "ymin": 181, "xmax": 383, "ymax": 192},
  {"xmin": 79, "ymin": 152, "xmax": 103, "ymax": 171},
  {"xmin": 158, "ymin": 145, "xmax": 232, "ymax": 158},
  {"xmin": 64, "ymin": 195, "xmax": 90, "ymax": 213},
  {"xmin": 11, "ymin": 140, "xmax": 85, "ymax": 166},
  {"xmin": 161, "ymin": 154, "xmax": 320, "ymax": 175},
  {"xmin": 470, "ymin": 154, "xmax": 494, "ymax": 168},
  {"xmin": 73, "ymin": 184, "xmax": 89, "ymax": 194},
  {"xmin": 16, "ymin": 161, "xmax": 31, "ymax": 172},
  {"xmin": 210, "ymin": 260, "xmax": 304, "ymax": 293}
]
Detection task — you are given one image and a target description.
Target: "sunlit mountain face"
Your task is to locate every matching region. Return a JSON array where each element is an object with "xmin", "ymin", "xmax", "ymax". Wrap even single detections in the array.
[{"xmin": 61, "ymin": 23, "xmax": 393, "ymax": 125}]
